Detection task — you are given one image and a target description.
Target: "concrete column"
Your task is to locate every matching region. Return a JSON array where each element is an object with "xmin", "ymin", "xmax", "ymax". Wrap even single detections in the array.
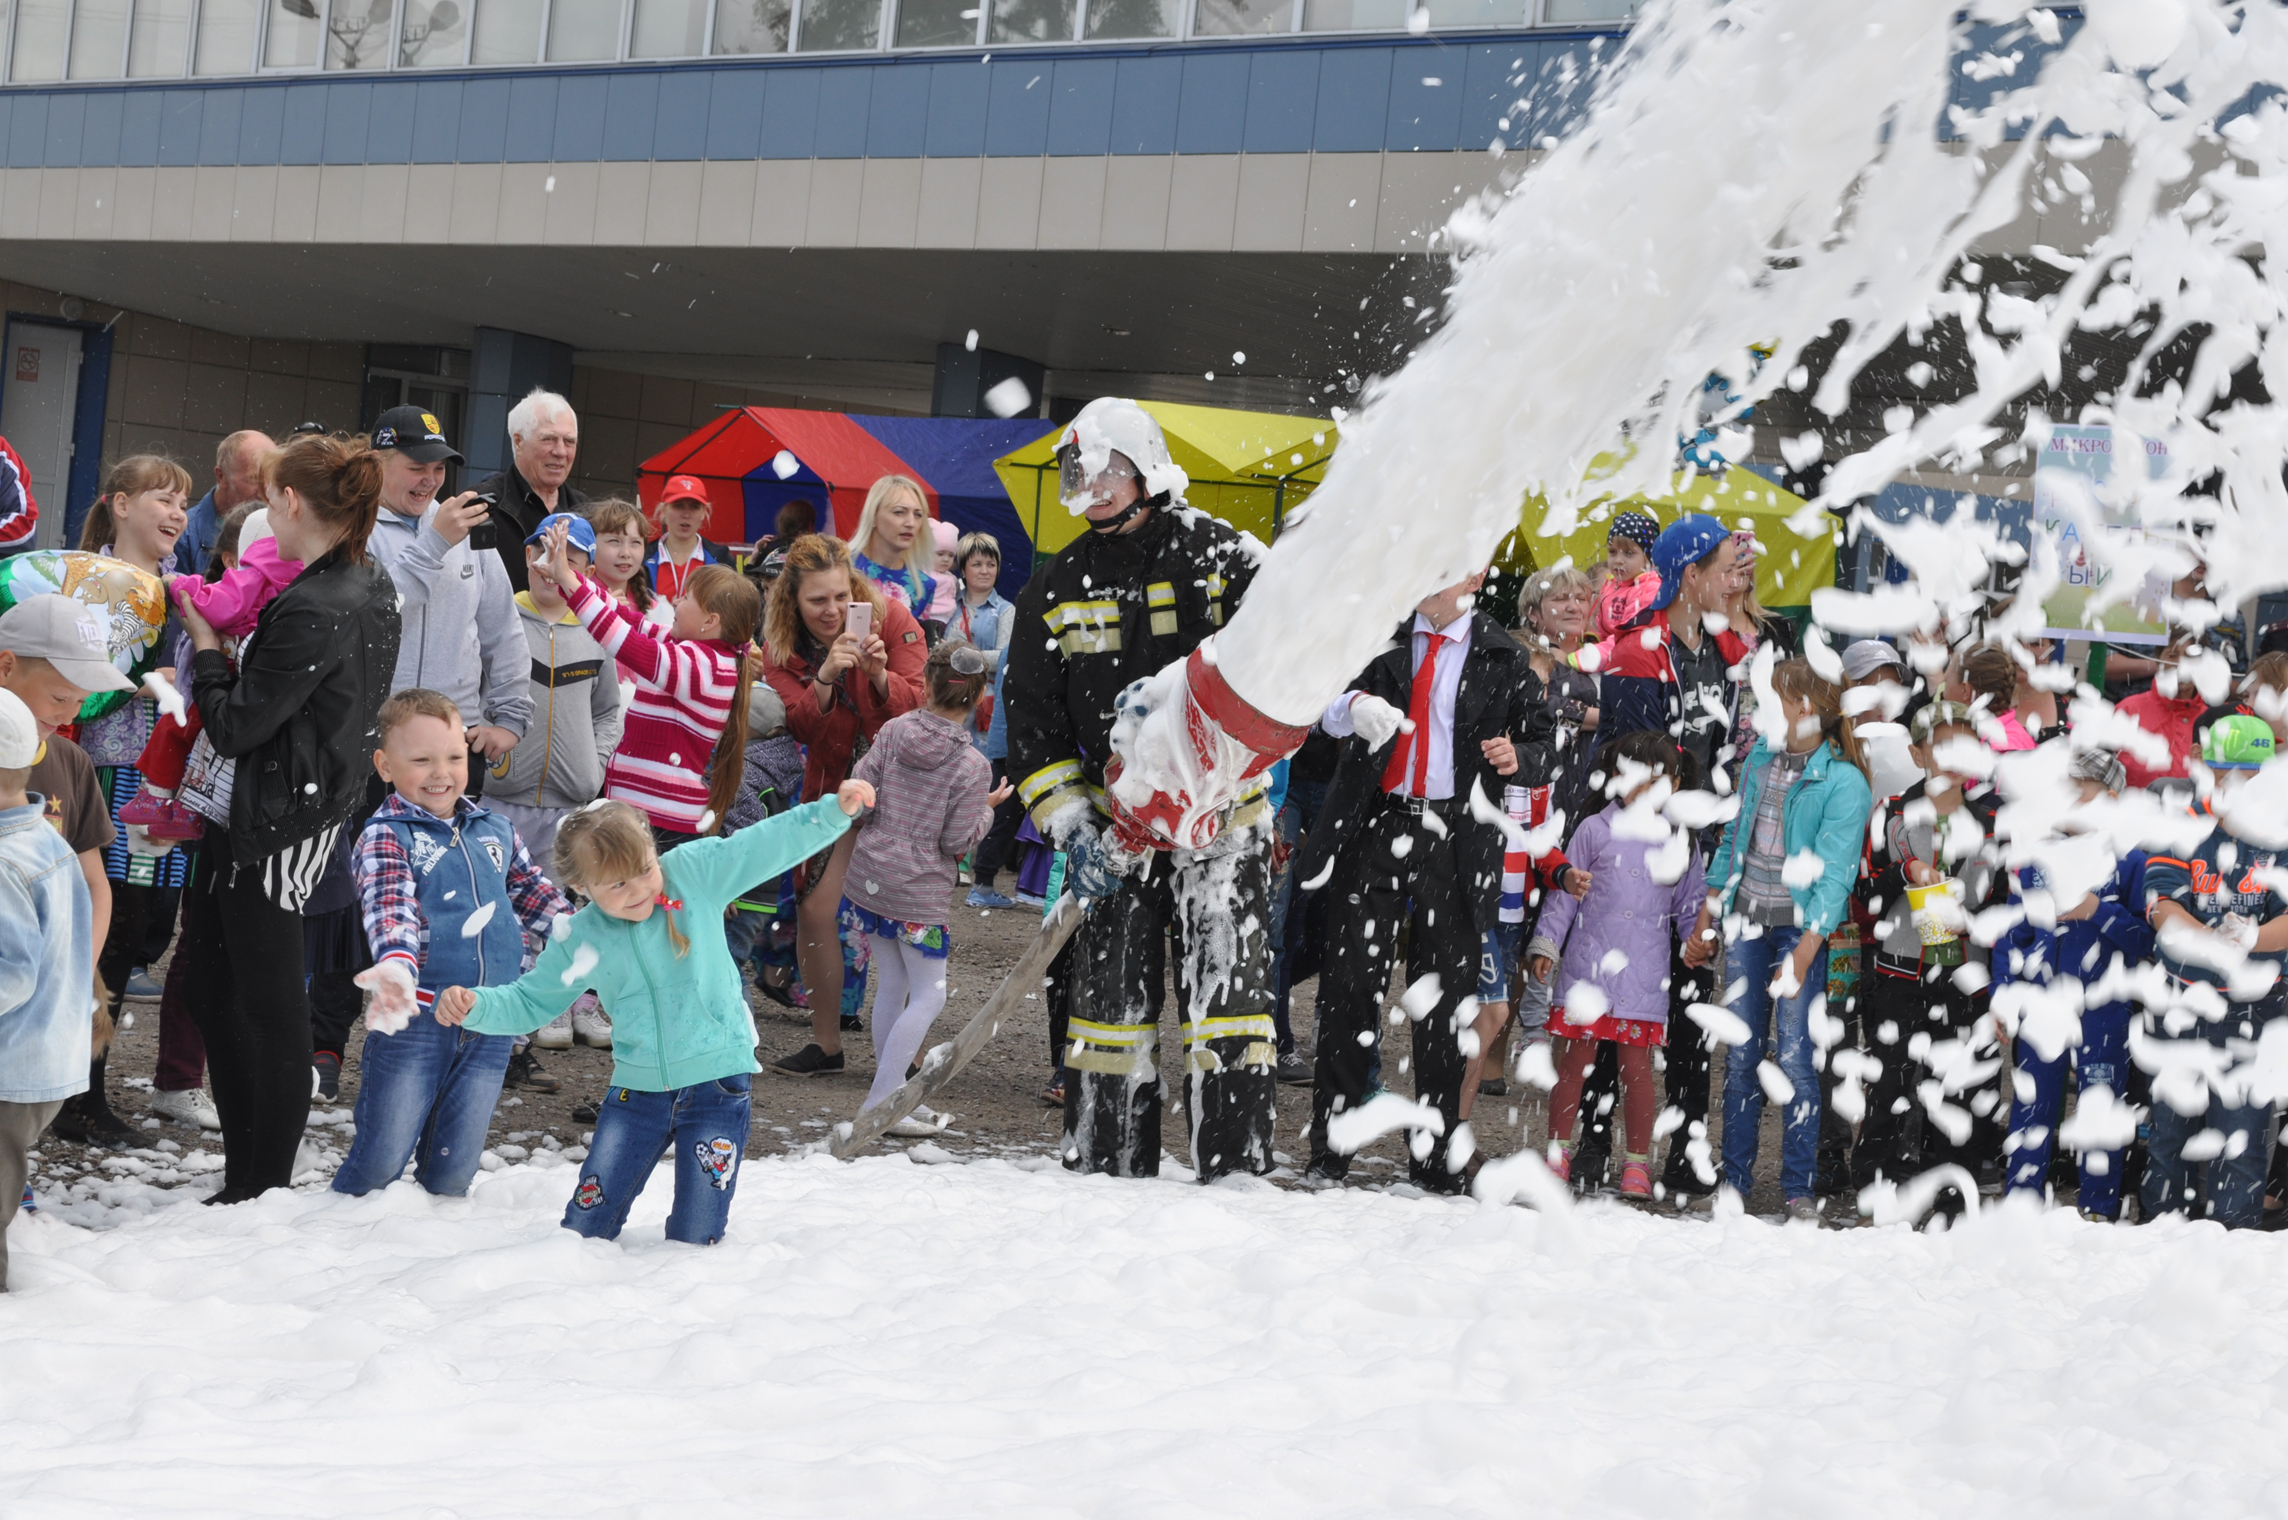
[{"xmin": 467, "ymin": 327, "xmax": 576, "ymax": 477}]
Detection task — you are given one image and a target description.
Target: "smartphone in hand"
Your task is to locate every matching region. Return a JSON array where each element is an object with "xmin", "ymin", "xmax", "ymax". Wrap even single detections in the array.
[
  {"xmin": 467, "ymin": 493, "xmax": 500, "ymax": 552},
  {"xmin": 845, "ymin": 602, "xmax": 873, "ymax": 643}
]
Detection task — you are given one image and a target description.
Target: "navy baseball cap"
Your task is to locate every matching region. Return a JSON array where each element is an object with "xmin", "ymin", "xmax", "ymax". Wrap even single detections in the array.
[
  {"xmin": 1650, "ymin": 513, "xmax": 1732, "ymax": 611},
  {"xmin": 527, "ymin": 512, "xmax": 596, "ymax": 555},
  {"xmin": 371, "ymin": 405, "xmax": 461, "ymax": 465}
]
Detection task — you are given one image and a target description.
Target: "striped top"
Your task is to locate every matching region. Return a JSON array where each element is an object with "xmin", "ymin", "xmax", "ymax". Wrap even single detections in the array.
[
  {"xmin": 567, "ymin": 575, "xmax": 741, "ymax": 834},
  {"xmin": 1499, "ymin": 783, "xmax": 1544, "ymax": 925}
]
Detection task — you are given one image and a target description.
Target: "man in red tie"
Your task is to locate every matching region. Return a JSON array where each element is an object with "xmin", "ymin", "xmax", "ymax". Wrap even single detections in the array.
[{"xmin": 1293, "ymin": 570, "xmax": 1557, "ymax": 1191}]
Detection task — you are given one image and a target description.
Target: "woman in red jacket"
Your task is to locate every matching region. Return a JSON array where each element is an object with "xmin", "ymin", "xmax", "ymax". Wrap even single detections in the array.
[{"xmin": 756, "ymin": 533, "xmax": 927, "ymax": 1076}]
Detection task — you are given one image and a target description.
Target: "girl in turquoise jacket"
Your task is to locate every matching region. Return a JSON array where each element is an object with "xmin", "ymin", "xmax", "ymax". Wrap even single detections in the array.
[
  {"xmin": 1691, "ymin": 659, "xmax": 1873, "ymax": 1215},
  {"xmin": 436, "ymin": 783, "xmax": 868, "ymax": 1243}
]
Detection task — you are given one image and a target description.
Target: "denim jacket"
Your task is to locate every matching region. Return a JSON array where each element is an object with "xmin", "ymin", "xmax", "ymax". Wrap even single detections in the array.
[
  {"xmin": 0, "ymin": 797, "xmax": 95, "ymax": 1103},
  {"xmin": 1705, "ymin": 738, "xmax": 1873, "ymax": 939}
]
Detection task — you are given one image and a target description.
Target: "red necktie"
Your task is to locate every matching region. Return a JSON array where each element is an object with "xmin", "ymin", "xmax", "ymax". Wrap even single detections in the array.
[{"xmin": 1381, "ymin": 632, "xmax": 1447, "ymax": 797}]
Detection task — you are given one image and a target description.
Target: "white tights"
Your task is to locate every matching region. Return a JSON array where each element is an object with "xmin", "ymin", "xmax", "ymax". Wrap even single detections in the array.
[{"xmin": 863, "ymin": 934, "xmax": 950, "ymax": 1110}]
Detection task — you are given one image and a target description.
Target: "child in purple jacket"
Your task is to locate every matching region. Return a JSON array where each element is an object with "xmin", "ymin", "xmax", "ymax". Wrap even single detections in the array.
[
  {"xmin": 1527, "ymin": 732, "xmax": 1708, "ymax": 1197},
  {"xmin": 845, "ymin": 643, "xmax": 1011, "ymax": 1134}
]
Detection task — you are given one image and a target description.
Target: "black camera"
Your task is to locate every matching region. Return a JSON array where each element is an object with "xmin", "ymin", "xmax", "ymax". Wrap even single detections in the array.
[{"xmin": 466, "ymin": 492, "xmax": 500, "ymax": 551}]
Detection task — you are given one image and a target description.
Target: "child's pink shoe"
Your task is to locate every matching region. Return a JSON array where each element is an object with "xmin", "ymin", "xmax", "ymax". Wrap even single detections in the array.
[
  {"xmin": 1546, "ymin": 1145, "xmax": 1572, "ymax": 1184},
  {"xmin": 119, "ymin": 789, "xmax": 204, "ymax": 841},
  {"xmin": 1620, "ymin": 1161, "xmax": 1654, "ymax": 1198}
]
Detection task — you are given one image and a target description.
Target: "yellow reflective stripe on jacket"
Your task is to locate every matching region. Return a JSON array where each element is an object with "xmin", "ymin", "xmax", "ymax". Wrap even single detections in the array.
[
  {"xmin": 1019, "ymin": 759, "xmax": 1091, "ymax": 832},
  {"xmin": 1148, "ymin": 580, "xmax": 1178, "ymax": 636},
  {"xmin": 1206, "ymin": 571, "xmax": 1228, "ymax": 627},
  {"xmin": 1045, "ymin": 599, "xmax": 1122, "ymax": 655}
]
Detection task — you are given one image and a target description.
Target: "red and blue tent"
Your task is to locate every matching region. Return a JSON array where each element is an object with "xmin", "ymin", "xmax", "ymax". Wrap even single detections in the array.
[{"xmin": 638, "ymin": 408, "xmax": 1060, "ymax": 600}]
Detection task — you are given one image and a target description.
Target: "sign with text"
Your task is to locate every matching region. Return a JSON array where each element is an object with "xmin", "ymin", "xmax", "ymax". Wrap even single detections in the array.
[{"xmin": 2033, "ymin": 424, "xmax": 2168, "ymax": 647}]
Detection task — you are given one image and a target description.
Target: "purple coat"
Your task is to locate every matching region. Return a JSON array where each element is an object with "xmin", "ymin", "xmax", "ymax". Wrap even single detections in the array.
[{"xmin": 1528, "ymin": 802, "xmax": 1706, "ymax": 1025}]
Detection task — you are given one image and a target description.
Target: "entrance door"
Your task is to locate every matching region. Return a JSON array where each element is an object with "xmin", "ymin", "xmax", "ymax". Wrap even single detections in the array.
[{"xmin": 0, "ymin": 323, "xmax": 83, "ymax": 550}]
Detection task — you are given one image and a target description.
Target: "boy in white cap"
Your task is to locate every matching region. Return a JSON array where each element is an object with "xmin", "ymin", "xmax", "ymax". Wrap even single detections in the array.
[
  {"xmin": 0, "ymin": 594, "xmax": 130, "ymax": 1145},
  {"xmin": 0, "ymin": 683, "xmax": 97, "ymax": 1288}
]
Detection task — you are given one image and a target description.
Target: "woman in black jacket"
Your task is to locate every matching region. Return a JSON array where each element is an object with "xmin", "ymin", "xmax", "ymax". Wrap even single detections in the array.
[{"xmin": 173, "ymin": 434, "xmax": 400, "ymax": 1203}]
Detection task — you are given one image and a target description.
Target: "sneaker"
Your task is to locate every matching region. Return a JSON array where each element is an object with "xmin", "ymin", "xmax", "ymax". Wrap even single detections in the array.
[
  {"xmin": 312, "ymin": 1051, "xmax": 342, "ymax": 1102},
  {"xmin": 151, "ymin": 1086, "xmax": 221, "ymax": 1131},
  {"xmin": 570, "ymin": 995, "xmax": 613, "ymax": 1048},
  {"xmin": 967, "ymin": 887, "xmax": 1016, "ymax": 910},
  {"xmin": 1477, "ymin": 1076, "xmax": 1509, "ymax": 1097},
  {"xmin": 770, "ymin": 1043, "xmax": 845, "ymax": 1077},
  {"xmin": 571, "ymin": 1099, "xmax": 600, "ymax": 1124},
  {"xmin": 1658, "ymin": 1155, "xmax": 1714, "ymax": 1197},
  {"xmin": 1013, "ymin": 890, "xmax": 1046, "ymax": 908},
  {"xmin": 532, "ymin": 1012, "xmax": 575, "ymax": 1050},
  {"xmin": 1302, "ymin": 1154, "xmax": 1349, "ymax": 1186},
  {"xmin": 840, "ymin": 1012, "xmax": 863, "ymax": 1033},
  {"xmin": 754, "ymin": 970, "xmax": 797, "ymax": 1009},
  {"xmin": 957, "ymin": 864, "xmax": 975, "ymax": 885},
  {"xmin": 1275, "ymin": 1049, "xmax": 1312, "ymax": 1086},
  {"xmin": 1547, "ymin": 1146, "xmax": 1572, "ymax": 1184},
  {"xmin": 884, "ymin": 1105, "xmax": 951, "ymax": 1139},
  {"xmin": 118, "ymin": 788, "xmax": 205, "ymax": 841},
  {"xmin": 121, "ymin": 967, "xmax": 164, "ymax": 1001},
  {"xmin": 1620, "ymin": 1160, "xmax": 1653, "ymax": 1198},
  {"xmin": 506, "ymin": 1049, "xmax": 561, "ymax": 1093},
  {"xmin": 18, "ymin": 1183, "xmax": 33, "ymax": 1214},
  {"xmin": 1040, "ymin": 1075, "xmax": 1066, "ymax": 1106},
  {"xmin": 51, "ymin": 1095, "xmax": 136, "ymax": 1148},
  {"xmin": 1784, "ymin": 1195, "xmax": 1822, "ymax": 1225}
]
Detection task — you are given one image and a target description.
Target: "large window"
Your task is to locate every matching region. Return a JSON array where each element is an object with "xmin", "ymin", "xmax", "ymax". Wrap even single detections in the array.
[{"xmin": 1, "ymin": 0, "xmax": 1590, "ymax": 79}]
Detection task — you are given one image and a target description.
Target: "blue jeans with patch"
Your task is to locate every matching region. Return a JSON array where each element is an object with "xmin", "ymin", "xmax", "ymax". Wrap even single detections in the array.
[
  {"xmin": 2006, "ymin": 1002, "xmax": 2132, "ymax": 1219},
  {"xmin": 1720, "ymin": 924, "xmax": 1828, "ymax": 1201},
  {"xmin": 565, "ymin": 1074, "xmax": 754, "ymax": 1244},
  {"xmin": 332, "ymin": 1016, "xmax": 515, "ymax": 1198},
  {"xmin": 2141, "ymin": 999, "xmax": 2278, "ymax": 1230}
]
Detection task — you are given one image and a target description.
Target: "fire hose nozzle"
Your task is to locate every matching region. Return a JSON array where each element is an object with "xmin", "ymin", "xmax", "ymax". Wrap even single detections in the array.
[{"xmin": 1103, "ymin": 644, "xmax": 1312, "ymax": 854}]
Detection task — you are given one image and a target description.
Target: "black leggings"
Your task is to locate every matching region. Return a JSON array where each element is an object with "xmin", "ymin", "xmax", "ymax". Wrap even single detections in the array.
[
  {"xmin": 972, "ymin": 761, "xmax": 1025, "ymax": 886},
  {"xmin": 179, "ymin": 833, "xmax": 315, "ymax": 1201}
]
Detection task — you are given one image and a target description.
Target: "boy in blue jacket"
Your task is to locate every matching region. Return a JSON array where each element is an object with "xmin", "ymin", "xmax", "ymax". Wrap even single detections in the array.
[
  {"xmin": 1995, "ymin": 749, "xmax": 2151, "ymax": 1221},
  {"xmin": 333, "ymin": 689, "xmax": 573, "ymax": 1199},
  {"xmin": 0, "ymin": 687, "xmax": 94, "ymax": 1289},
  {"xmin": 2140, "ymin": 715, "xmax": 2288, "ymax": 1229}
]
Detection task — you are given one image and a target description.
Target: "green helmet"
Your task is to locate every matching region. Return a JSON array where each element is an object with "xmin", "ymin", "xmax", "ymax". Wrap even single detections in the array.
[{"xmin": 2203, "ymin": 713, "xmax": 2276, "ymax": 770}]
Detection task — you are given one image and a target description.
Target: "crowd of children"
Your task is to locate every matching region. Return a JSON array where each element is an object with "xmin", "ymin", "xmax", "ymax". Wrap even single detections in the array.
[{"xmin": 10, "ymin": 415, "xmax": 2288, "ymax": 1280}]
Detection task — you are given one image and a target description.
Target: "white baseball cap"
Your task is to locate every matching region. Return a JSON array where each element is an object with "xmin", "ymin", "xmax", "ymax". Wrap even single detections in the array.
[
  {"xmin": 0, "ymin": 593, "xmax": 135, "ymax": 694},
  {"xmin": 0, "ymin": 686, "xmax": 37, "ymax": 767}
]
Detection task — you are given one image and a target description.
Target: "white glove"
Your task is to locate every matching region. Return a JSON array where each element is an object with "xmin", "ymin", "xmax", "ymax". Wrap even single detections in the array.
[
  {"xmin": 2220, "ymin": 913, "xmax": 2260, "ymax": 952},
  {"xmin": 123, "ymin": 824, "xmax": 176, "ymax": 858},
  {"xmin": 1348, "ymin": 693, "xmax": 1415, "ymax": 749},
  {"xmin": 354, "ymin": 959, "xmax": 420, "ymax": 1035}
]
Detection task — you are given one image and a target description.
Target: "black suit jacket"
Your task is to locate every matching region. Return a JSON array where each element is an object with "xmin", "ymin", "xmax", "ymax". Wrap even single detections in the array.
[{"xmin": 1294, "ymin": 612, "xmax": 1555, "ymax": 939}]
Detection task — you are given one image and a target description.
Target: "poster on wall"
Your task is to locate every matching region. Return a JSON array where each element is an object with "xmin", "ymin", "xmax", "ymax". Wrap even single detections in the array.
[{"xmin": 2033, "ymin": 423, "xmax": 2170, "ymax": 648}]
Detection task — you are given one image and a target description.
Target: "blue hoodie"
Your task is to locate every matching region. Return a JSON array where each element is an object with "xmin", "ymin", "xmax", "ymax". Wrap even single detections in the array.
[{"xmin": 0, "ymin": 797, "xmax": 94, "ymax": 1104}]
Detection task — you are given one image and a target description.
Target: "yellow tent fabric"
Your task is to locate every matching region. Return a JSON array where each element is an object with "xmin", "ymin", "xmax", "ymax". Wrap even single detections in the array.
[
  {"xmin": 994, "ymin": 401, "xmax": 1338, "ymax": 558},
  {"xmin": 1510, "ymin": 469, "xmax": 1836, "ymax": 610}
]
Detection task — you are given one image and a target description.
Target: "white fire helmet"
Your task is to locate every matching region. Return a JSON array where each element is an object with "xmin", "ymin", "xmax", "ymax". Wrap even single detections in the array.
[{"xmin": 1056, "ymin": 398, "xmax": 1188, "ymax": 516}]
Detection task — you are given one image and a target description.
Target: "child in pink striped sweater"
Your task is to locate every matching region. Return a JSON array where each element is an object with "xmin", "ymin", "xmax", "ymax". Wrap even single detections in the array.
[{"xmin": 534, "ymin": 519, "xmax": 760, "ymax": 847}]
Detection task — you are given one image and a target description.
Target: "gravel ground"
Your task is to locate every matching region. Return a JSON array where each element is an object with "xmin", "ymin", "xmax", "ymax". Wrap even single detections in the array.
[{"xmin": 39, "ymin": 895, "xmax": 1840, "ymax": 1213}]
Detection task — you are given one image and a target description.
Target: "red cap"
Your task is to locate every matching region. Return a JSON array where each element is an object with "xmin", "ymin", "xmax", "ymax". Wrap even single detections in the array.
[{"xmin": 658, "ymin": 475, "xmax": 710, "ymax": 508}]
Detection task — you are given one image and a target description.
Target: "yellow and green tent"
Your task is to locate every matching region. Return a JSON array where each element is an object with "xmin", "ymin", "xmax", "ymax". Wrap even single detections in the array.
[{"xmin": 994, "ymin": 401, "xmax": 1337, "ymax": 560}]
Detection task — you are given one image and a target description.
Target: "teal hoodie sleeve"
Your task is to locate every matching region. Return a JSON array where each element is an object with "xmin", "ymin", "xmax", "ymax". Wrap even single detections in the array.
[
  {"xmin": 1704, "ymin": 737, "xmax": 1766, "ymax": 913},
  {"xmin": 662, "ymin": 797, "xmax": 853, "ymax": 915},
  {"xmin": 462, "ymin": 908, "xmax": 591, "ymax": 1037},
  {"xmin": 1796, "ymin": 755, "xmax": 1873, "ymax": 939}
]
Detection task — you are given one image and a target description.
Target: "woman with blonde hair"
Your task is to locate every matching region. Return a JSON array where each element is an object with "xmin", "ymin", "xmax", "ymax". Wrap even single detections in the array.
[
  {"xmin": 754, "ymin": 533, "xmax": 928, "ymax": 1077},
  {"xmin": 849, "ymin": 473, "xmax": 937, "ymax": 617}
]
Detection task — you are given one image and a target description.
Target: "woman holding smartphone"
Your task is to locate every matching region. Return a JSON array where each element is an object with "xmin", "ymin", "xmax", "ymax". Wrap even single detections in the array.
[{"xmin": 756, "ymin": 534, "xmax": 928, "ymax": 1077}]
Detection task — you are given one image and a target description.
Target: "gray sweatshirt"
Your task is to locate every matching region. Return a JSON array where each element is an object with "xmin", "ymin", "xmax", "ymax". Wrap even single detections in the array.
[
  {"xmin": 846, "ymin": 709, "xmax": 995, "ymax": 925},
  {"xmin": 486, "ymin": 594, "xmax": 623, "ymax": 811},
  {"xmin": 370, "ymin": 503, "xmax": 533, "ymax": 737}
]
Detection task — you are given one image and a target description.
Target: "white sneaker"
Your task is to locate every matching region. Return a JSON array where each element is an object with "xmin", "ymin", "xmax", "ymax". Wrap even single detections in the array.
[
  {"xmin": 151, "ymin": 1087, "xmax": 221, "ymax": 1131},
  {"xmin": 570, "ymin": 995, "xmax": 613, "ymax": 1049},
  {"xmin": 885, "ymin": 1106, "xmax": 951, "ymax": 1140},
  {"xmin": 533, "ymin": 1011, "xmax": 575, "ymax": 1050}
]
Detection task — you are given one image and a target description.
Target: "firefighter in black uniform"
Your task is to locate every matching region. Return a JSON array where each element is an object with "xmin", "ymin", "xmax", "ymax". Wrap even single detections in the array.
[{"xmin": 1003, "ymin": 399, "xmax": 1279, "ymax": 1182}]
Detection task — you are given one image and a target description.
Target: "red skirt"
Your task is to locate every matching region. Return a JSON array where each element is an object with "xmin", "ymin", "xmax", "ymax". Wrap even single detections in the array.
[{"xmin": 1548, "ymin": 1006, "xmax": 1667, "ymax": 1048}]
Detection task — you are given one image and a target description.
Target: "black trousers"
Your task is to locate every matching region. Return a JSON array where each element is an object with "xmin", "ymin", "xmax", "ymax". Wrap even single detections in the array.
[
  {"xmin": 97, "ymin": 881, "xmax": 181, "ymax": 993},
  {"xmin": 1063, "ymin": 833, "xmax": 1277, "ymax": 1183},
  {"xmin": 179, "ymin": 830, "xmax": 315, "ymax": 1201},
  {"xmin": 1308, "ymin": 800, "xmax": 1477, "ymax": 1192},
  {"xmin": 1855, "ymin": 962, "xmax": 1999, "ymax": 1195},
  {"xmin": 308, "ymin": 971, "xmax": 363, "ymax": 1060},
  {"xmin": 972, "ymin": 760, "xmax": 1026, "ymax": 886}
]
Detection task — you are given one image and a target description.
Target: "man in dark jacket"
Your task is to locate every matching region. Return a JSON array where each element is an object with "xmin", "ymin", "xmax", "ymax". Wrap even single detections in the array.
[
  {"xmin": 1003, "ymin": 399, "xmax": 1276, "ymax": 1183},
  {"xmin": 471, "ymin": 389, "xmax": 586, "ymax": 593},
  {"xmin": 1293, "ymin": 571, "xmax": 1553, "ymax": 1192}
]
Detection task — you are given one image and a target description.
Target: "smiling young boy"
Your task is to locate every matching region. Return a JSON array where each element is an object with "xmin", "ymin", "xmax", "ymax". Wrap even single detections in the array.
[{"xmin": 330, "ymin": 689, "xmax": 572, "ymax": 1199}]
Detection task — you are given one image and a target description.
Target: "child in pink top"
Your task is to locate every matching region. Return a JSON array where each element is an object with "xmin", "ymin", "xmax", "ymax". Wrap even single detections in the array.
[
  {"xmin": 121, "ymin": 513, "xmax": 305, "ymax": 838},
  {"xmin": 1594, "ymin": 510, "xmax": 1663, "ymax": 638}
]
